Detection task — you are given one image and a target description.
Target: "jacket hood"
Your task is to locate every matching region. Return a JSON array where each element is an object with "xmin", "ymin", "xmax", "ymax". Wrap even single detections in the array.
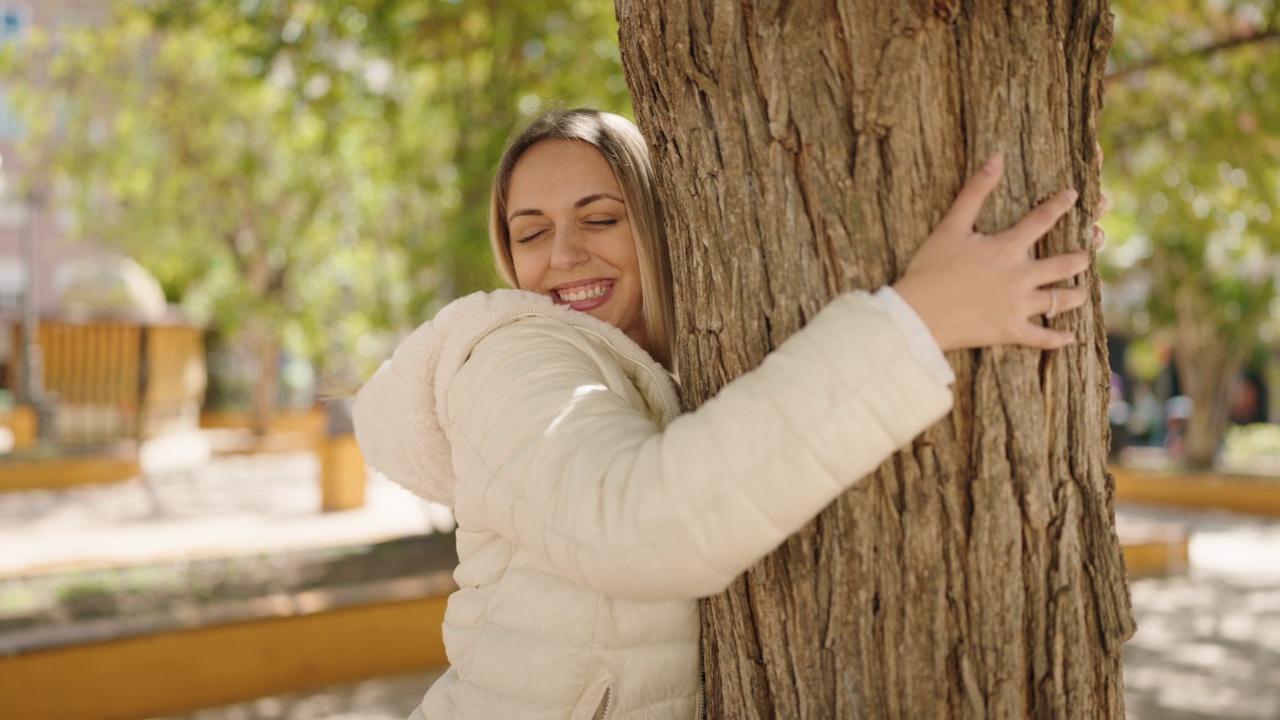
[{"xmin": 352, "ymin": 289, "xmax": 663, "ymax": 505}]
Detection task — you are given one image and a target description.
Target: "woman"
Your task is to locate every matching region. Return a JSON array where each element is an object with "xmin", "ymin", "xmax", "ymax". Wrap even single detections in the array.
[{"xmin": 353, "ymin": 108, "xmax": 1091, "ymax": 719}]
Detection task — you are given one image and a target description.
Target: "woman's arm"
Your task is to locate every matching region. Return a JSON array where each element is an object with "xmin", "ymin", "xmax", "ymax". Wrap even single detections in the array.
[
  {"xmin": 446, "ymin": 291, "xmax": 951, "ymax": 602},
  {"xmin": 445, "ymin": 155, "xmax": 1091, "ymax": 601}
]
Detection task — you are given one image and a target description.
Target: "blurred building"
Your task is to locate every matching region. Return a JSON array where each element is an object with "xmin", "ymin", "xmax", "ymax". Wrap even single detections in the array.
[
  {"xmin": 0, "ymin": 0, "xmax": 209, "ymax": 447},
  {"xmin": 0, "ymin": 0, "xmax": 108, "ymax": 390}
]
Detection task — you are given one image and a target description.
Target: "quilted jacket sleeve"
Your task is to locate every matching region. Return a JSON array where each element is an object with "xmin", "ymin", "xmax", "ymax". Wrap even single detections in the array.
[{"xmin": 444, "ymin": 291, "xmax": 953, "ymax": 602}]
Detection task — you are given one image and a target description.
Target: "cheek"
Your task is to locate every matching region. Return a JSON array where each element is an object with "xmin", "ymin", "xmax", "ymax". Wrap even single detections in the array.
[
  {"xmin": 621, "ymin": 240, "xmax": 644, "ymax": 283},
  {"xmin": 509, "ymin": 249, "xmax": 537, "ymax": 290},
  {"xmin": 608, "ymin": 228, "xmax": 642, "ymax": 273}
]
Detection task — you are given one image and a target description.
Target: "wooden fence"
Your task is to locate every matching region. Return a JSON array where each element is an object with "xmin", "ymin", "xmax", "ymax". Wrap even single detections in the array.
[{"xmin": 7, "ymin": 319, "xmax": 206, "ymax": 444}]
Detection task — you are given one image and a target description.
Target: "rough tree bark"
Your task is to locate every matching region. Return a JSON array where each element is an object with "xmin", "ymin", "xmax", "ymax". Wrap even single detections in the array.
[{"xmin": 616, "ymin": 1, "xmax": 1135, "ymax": 718}]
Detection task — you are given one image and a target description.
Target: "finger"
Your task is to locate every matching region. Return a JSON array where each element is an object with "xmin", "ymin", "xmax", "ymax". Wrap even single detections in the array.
[
  {"xmin": 1004, "ymin": 188, "xmax": 1079, "ymax": 249},
  {"xmin": 1058, "ymin": 285, "xmax": 1090, "ymax": 315},
  {"xmin": 1096, "ymin": 141, "xmax": 1104, "ymax": 173},
  {"xmin": 1095, "ymin": 192, "xmax": 1109, "ymax": 219},
  {"xmin": 1035, "ymin": 285, "xmax": 1089, "ymax": 319},
  {"xmin": 1028, "ymin": 250, "xmax": 1090, "ymax": 287},
  {"xmin": 938, "ymin": 153, "xmax": 1004, "ymax": 233},
  {"xmin": 1014, "ymin": 323, "xmax": 1077, "ymax": 350},
  {"xmin": 1094, "ymin": 224, "xmax": 1106, "ymax": 249}
]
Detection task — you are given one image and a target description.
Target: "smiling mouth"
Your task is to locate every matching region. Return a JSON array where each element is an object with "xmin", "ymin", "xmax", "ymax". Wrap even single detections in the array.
[{"xmin": 553, "ymin": 280, "xmax": 614, "ymax": 304}]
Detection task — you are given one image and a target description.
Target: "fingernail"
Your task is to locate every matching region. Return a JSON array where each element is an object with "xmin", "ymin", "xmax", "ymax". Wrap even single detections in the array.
[
  {"xmin": 983, "ymin": 154, "xmax": 1003, "ymax": 174},
  {"xmin": 1065, "ymin": 189, "xmax": 1079, "ymax": 203}
]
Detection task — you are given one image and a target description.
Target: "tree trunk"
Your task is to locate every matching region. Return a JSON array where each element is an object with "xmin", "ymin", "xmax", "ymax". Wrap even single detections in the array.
[
  {"xmin": 249, "ymin": 325, "xmax": 280, "ymax": 438},
  {"xmin": 616, "ymin": 1, "xmax": 1134, "ymax": 717},
  {"xmin": 1172, "ymin": 285, "xmax": 1253, "ymax": 469}
]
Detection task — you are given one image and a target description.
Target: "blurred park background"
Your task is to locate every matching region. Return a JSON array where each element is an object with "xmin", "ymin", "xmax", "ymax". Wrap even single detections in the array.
[{"xmin": 0, "ymin": 1, "xmax": 1277, "ymax": 718}]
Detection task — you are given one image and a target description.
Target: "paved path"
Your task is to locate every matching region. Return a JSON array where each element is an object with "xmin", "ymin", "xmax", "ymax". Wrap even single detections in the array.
[
  {"xmin": 1119, "ymin": 504, "xmax": 1280, "ymax": 720},
  {"xmin": 156, "ymin": 671, "xmax": 443, "ymax": 720},
  {"xmin": 0, "ymin": 446, "xmax": 451, "ymax": 577}
]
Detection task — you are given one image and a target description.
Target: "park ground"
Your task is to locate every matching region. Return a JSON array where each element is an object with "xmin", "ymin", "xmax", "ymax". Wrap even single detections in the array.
[{"xmin": 2, "ymin": 443, "xmax": 1278, "ymax": 720}]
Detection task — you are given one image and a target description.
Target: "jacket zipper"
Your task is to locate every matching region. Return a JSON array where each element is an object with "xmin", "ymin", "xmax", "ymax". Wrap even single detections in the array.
[{"xmin": 601, "ymin": 683, "xmax": 616, "ymax": 720}]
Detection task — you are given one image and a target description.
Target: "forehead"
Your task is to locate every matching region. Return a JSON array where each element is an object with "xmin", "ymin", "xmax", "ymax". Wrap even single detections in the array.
[{"xmin": 508, "ymin": 140, "xmax": 623, "ymax": 210}]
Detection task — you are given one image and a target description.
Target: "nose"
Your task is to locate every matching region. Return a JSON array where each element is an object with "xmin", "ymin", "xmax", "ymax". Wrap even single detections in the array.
[{"xmin": 549, "ymin": 226, "xmax": 590, "ymax": 270}]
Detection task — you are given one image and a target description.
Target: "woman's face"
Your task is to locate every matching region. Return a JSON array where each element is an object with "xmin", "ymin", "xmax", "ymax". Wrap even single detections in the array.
[{"xmin": 506, "ymin": 139, "xmax": 648, "ymax": 350}]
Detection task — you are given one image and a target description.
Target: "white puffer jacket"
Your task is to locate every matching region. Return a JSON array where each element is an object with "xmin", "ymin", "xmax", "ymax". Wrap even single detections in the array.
[{"xmin": 353, "ymin": 289, "xmax": 952, "ymax": 719}]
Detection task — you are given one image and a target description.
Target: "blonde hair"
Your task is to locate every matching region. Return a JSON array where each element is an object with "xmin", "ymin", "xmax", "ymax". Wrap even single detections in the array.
[{"xmin": 489, "ymin": 108, "xmax": 675, "ymax": 370}]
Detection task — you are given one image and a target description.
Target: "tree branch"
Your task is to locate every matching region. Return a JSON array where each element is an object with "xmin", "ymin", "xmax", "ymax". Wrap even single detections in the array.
[{"xmin": 1106, "ymin": 26, "xmax": 1280, "ymax": 86}]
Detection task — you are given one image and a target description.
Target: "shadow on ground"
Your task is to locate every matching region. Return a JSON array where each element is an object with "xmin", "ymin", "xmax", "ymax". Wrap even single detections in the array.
[{"xmin": 1122, "ymin": 505, "xmax": 1280, "ymax": 720}]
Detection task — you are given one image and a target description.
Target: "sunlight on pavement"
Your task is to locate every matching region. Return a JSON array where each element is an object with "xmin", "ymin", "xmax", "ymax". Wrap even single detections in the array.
[{"xmin": 1123, "ymin": 507, "xmax": 1280, "ymax": 720}]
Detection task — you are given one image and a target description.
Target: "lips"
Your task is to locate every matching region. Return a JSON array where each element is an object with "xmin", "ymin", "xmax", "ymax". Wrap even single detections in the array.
[{"xmin": 552, "ymin": 279, "xmax": 615, "ymax": 311}]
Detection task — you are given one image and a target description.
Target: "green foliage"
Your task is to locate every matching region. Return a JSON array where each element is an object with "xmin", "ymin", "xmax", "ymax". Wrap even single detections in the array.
[
  {"xmin": 1224, "ymin": 422, "xmax": 1280, "ymax": 459},
  {"xmin": 57, "ymin": 579, "xmax": 122, "ymax": 619},
  {"xmin": 1101, "ymin": 0, "xmax": 1280, "ymax": 341},
  {"xmin": 1101, "ymin": 0, "xmax": 1280, "ymax": 463},
  {"xmin": 0, "ymin": 0, "xmax": 629, "ymax": 376}
]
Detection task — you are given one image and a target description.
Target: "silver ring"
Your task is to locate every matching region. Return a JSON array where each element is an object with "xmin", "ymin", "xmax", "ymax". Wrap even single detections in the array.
[{"xmin": 1046, "ymin": 289, "xmax": 1058, "ymax": 320}]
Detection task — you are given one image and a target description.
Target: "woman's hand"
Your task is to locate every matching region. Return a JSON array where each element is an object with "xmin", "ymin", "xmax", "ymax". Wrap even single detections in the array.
[{"xmin": 892, "ymin": 154, "xmax": 1091, "ymax": 352}]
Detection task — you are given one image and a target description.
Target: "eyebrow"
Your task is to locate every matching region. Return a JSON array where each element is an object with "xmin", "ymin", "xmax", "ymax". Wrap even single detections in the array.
[{"xmin": 507, "ymin": 193, "xmax": 625, "ymax": 222}]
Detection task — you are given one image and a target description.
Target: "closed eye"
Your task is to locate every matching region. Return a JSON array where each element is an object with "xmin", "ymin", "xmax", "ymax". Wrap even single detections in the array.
[
  {"xmin": 516, "ymin": 229, "xmax": 548, "ymax": 244},
  {"xmin": 585, "ymin": 219, "xmax": 618, "ymax": 228}
]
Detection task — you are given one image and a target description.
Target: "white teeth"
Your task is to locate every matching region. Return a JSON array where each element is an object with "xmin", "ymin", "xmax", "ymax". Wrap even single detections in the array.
[{"xmin": 560, "ymin": 284, "xmax": 609, "ymax": 302}]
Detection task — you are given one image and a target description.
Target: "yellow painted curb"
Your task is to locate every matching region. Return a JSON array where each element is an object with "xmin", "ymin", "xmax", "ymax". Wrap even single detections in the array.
[
  {"xmin": 1111, "ymin": 465, "xmax": 1280, "ymax": 518},
  {"xmin": 200, "ymin": 408, "xmax": 327, "ymax": 456},
  {"xmin": 0, "ymin": 454, "xmax": 139, "ymax": 492},
  {"xmin": 0, "ymin": 595, "xmax": 448, "ymax": 720},
  {"xmin": 1121, "ymin": 537, "xmax": 1189, "ymax": 578},
  {"xmin": 0, "ymin": 405, "xmax": 37, "ymax": 450},
  {"xmin": 1116, "ymin": 511, "xmax": 1189, "ymax": 579},
  {"xmin": 199, "ymin": 408, "xmax": 327, "ymax": 434}
]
